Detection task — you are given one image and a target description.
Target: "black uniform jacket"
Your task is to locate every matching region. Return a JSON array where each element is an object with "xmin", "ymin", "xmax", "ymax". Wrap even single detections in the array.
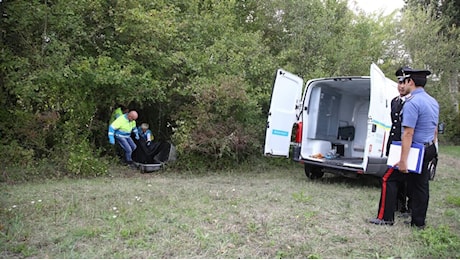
[{"xmin": 386, "ymin": 96, "xmax": 404, "ymax": 156}]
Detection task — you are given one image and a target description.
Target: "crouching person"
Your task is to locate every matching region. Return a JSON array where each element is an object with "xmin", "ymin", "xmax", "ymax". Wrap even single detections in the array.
[
  {"xmin": 138, "ymin": 123, "xmax": 153, "ymax": 145},
  {"xmin": 108, "ymin": 110, "xmax": 140, "ymax": 167}
]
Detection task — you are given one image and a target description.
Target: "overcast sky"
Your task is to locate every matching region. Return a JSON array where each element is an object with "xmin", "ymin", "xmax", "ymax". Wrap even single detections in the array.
[{"xmin": 348, "ymin": 0, "xmax": 405, "ymax": 15}]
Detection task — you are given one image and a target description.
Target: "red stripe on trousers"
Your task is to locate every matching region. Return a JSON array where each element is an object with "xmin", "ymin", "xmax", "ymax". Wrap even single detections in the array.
[{"xmin": 378, "ymin": 167, "xmax": 394, "ymax": 219}]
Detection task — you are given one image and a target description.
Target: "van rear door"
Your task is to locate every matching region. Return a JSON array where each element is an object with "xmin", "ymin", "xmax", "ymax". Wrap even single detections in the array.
[
  {"xmin": 364, "ymin": 63, "xmax": 398, "ymax": 171},
  {"xmin": 264, "ymin": 69, "xmax": 303, "ymax": 157}
]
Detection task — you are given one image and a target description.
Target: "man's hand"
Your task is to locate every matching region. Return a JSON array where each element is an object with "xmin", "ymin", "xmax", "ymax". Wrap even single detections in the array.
[{"xmin": 396, "ymin": 161, "xmax": 409, "ymax": 173}]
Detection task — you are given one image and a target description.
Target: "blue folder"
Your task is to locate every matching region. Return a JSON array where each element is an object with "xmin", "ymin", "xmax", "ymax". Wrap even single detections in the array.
[{"xmin": 387, "ymin": 141, "xmax": 425, "ymax": 174}]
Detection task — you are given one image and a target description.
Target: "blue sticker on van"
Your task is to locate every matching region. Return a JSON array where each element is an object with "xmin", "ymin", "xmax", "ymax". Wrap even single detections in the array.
[{"xmin": 272, "ymin": 129, "xmax": 289, "ymax": 136}]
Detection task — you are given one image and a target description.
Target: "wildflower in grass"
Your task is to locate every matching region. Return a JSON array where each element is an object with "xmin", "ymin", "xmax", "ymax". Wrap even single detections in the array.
[
  {"xmin": 111, "ymin": 206, "xmax": 119, "ymax": 214},
  {"xmin": 31, "ymin": 201, "xmax": 35, "ymax": 204},
  {"xmin": 113, "ymin": 215, "xmax": 117, "ymax": 219}
]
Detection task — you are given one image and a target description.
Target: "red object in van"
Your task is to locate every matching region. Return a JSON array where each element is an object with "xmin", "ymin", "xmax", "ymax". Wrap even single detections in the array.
[{"xmin": 295, "ymin": 122, "xmax": 303, "ymax": 143}]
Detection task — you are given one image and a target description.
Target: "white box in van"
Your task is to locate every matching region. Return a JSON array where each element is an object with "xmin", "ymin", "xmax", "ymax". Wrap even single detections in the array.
[{"xmin": 264, "ymin": 63, "xmax": 399, "ymax": 179}]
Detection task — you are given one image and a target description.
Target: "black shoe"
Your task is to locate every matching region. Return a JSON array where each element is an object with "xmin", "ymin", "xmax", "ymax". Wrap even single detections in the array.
[
  {"xmin": 414, "ymin": 225, "xmax": 426, "ymax": 230},
  {"xmin": 368, "ymin": 218, "xmax": 394, "ymax": 226},
  {"xmin": 126, "ymin": 161, "xmax": 137, "ymax": 169},
  {"xmin": 404, "ymin": 220, "xmax": 425, "ymax": 230}
]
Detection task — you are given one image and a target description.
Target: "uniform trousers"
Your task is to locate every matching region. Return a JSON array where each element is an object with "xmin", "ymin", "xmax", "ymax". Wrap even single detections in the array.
[
  {"xmin": 407, "ymin": 143, "xmax": 437, "ymax": 227},
  {"xmin": 377, "ymin": 167, "xmax": 406, "ymax": 222},
  {"xmin": 377, "ymin": 143, "xmax": 437, "ymax": 224}
]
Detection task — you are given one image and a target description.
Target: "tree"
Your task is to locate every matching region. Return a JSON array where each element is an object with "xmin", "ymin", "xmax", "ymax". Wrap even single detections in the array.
[
  {"xmin": 399, "ymin": 1, "xmax": 460, "ymax": 141},
  {"xmin": 2, "ymin": 0, "xmax": 458, "ymax": 178}
]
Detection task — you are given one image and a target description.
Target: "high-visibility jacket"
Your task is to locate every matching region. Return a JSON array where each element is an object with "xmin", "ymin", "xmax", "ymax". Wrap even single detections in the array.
[
  {"xmin": 108, "ymin": 114, "xmax": 138, "ymax": 144},
  {"xmin": 109, "ymin": 107, "xmax": 124, "ymax": 125},
  {"xmin": 137, "ymin": 127, "xmax": 153, "ymax": 142}
]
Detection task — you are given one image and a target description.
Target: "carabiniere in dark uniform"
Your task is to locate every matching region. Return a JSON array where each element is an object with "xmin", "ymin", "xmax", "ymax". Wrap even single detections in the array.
[
  {"xmin": 388, "ymin": 92, "xmax": 411, "ymax": 214},
  {"xmin": 369, "ymin": 68, "xmax": 412, "ymax": 226},
  {"xmin": 386, "ymin": 96, "xmax": 404, "ymax": 156}
]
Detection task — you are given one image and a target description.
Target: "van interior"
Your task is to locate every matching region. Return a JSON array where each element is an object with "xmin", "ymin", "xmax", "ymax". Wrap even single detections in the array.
[{"xmin": 301, "ymin": 77, "xmax": 371, "ymax": 166}]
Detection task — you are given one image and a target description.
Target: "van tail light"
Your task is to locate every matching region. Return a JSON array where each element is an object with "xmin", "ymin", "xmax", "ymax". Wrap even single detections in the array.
[{"xmin": 295, "ymin": 122, "xmax": 303, "ymax": 143}]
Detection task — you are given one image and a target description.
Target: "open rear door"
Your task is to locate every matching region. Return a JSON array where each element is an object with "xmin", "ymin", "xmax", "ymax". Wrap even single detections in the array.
[
  {"xmin": 264, "ymin": 69, "xmax": 303, "ymax": 157},
  {"xmin": 364, "ymin": 63, "xmax": 398, "ymax": 171}
]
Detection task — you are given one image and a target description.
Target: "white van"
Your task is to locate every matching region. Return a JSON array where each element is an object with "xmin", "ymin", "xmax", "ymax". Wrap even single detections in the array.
[{"xmin": 264, "ymin": 63, "xmax": 399, "ymax": 179}]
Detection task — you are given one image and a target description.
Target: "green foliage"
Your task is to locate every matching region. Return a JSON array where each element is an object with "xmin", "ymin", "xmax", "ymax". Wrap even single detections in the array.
[
  {"xmin": 398, "ymin": 5, "xmax": 460, "ymax": 143},
  {"xmin": 446, "ymin": 196, "xmax": 460, "ymax": 207},
  {"xmin": 65, "ymin": 140, "xmax": 109, "ymax": 177},
  {"xmin": 1, "ymin": 0, "xmax": 459, "ymax": 176},
  {"xmin": 0, "ymin": 141, "xmax": 34, "ymax": 168},
  {"xmin": 256, "ymin": 0, "xmax": 390, "ymax": 78},
  {"xmin": 415, "ymin": 225, "xmax": 460, "ymax": 258},
  {"xmin": 291, "ymin": 191, "xmax": 313, "ymax": 204},
  {"xmin": 172, "ymin": 75, "xmax": 263, "ymax": 169},
  {"xmin": 442, "ymin": 112, "xmax": 460, "ymax": 144}
]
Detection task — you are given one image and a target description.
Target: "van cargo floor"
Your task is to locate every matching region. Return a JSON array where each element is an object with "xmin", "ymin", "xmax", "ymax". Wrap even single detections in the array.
[{"xmin": 324, "ymin": 157, "xmax": 363, "ymax": 165}]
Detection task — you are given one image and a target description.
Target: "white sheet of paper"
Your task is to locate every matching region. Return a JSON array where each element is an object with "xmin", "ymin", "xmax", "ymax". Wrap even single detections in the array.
[{"xmin": 387, "ymin": 143, "xmax": 424, "ymax": 173}]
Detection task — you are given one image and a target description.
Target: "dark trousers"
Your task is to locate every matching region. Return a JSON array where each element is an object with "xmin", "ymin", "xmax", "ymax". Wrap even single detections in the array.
[
  {"xmin": 396, "ymin": 181, "xmax": 409, "ymax": 212},
  {"xmin": 377, "ymin": 167, "xmax": 406, "ymax": 221},
  {"xmin": 407, "ymin": 144, "xmax": 437, "ymax": 227}
]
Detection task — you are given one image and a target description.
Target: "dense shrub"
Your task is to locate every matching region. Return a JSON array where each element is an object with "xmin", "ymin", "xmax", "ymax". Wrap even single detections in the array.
[
  {"xmin": 172, "ymin": 75, "xmax": 264, "ymax": 169},
  {"xmin": 65, "ymin": 140, "xmax": 109, "ymax": 177},
  {"xmin": 0, "ymin": 141, "xmax": 35, "ymax": 168}
]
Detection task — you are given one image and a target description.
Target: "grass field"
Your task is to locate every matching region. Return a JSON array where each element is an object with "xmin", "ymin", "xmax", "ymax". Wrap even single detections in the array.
[{"xmin": 1, "ymin": 147, "xmax": 459, "ymax": 258}]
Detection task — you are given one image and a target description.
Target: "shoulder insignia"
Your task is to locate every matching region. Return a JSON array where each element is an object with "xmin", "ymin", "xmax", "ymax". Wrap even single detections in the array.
[{"xmin": 405, "ymin": 94, "xmax": 413, "ymax": 101}]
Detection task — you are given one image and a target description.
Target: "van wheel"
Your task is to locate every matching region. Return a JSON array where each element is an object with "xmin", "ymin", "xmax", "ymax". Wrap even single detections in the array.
[
  {"xmin": 304, "ymin": 165, "xmax": 324, "ymax": 179},
  {"xmin": 428, "ymin": 156, "xmax": 437, "ymax": 181}
]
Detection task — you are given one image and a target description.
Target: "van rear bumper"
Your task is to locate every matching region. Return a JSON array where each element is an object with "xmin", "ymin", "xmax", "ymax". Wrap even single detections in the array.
[
  {"xmin": 298, "ymin": 156, "xmax": 387, "ymax": 177},
  {"xmin": 365, "ymin": 157, "xmax": 388, "ymax": 177}
]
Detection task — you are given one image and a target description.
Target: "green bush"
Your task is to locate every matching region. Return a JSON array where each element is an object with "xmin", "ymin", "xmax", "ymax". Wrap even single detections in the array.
[
  {"xmin": 171, "ymin": 75, "xmax": 264, "ymax": 169},
  {"xmin": 65, "ymin": 140, "xmax": 109, "ymax": 177},
  {"xmin": 0, "ymin": 141, "xmax": 35, "ymax": 168},
  {"xmin": 0, "ymin": 141, "xmax": 36, "ymax": 182}
]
